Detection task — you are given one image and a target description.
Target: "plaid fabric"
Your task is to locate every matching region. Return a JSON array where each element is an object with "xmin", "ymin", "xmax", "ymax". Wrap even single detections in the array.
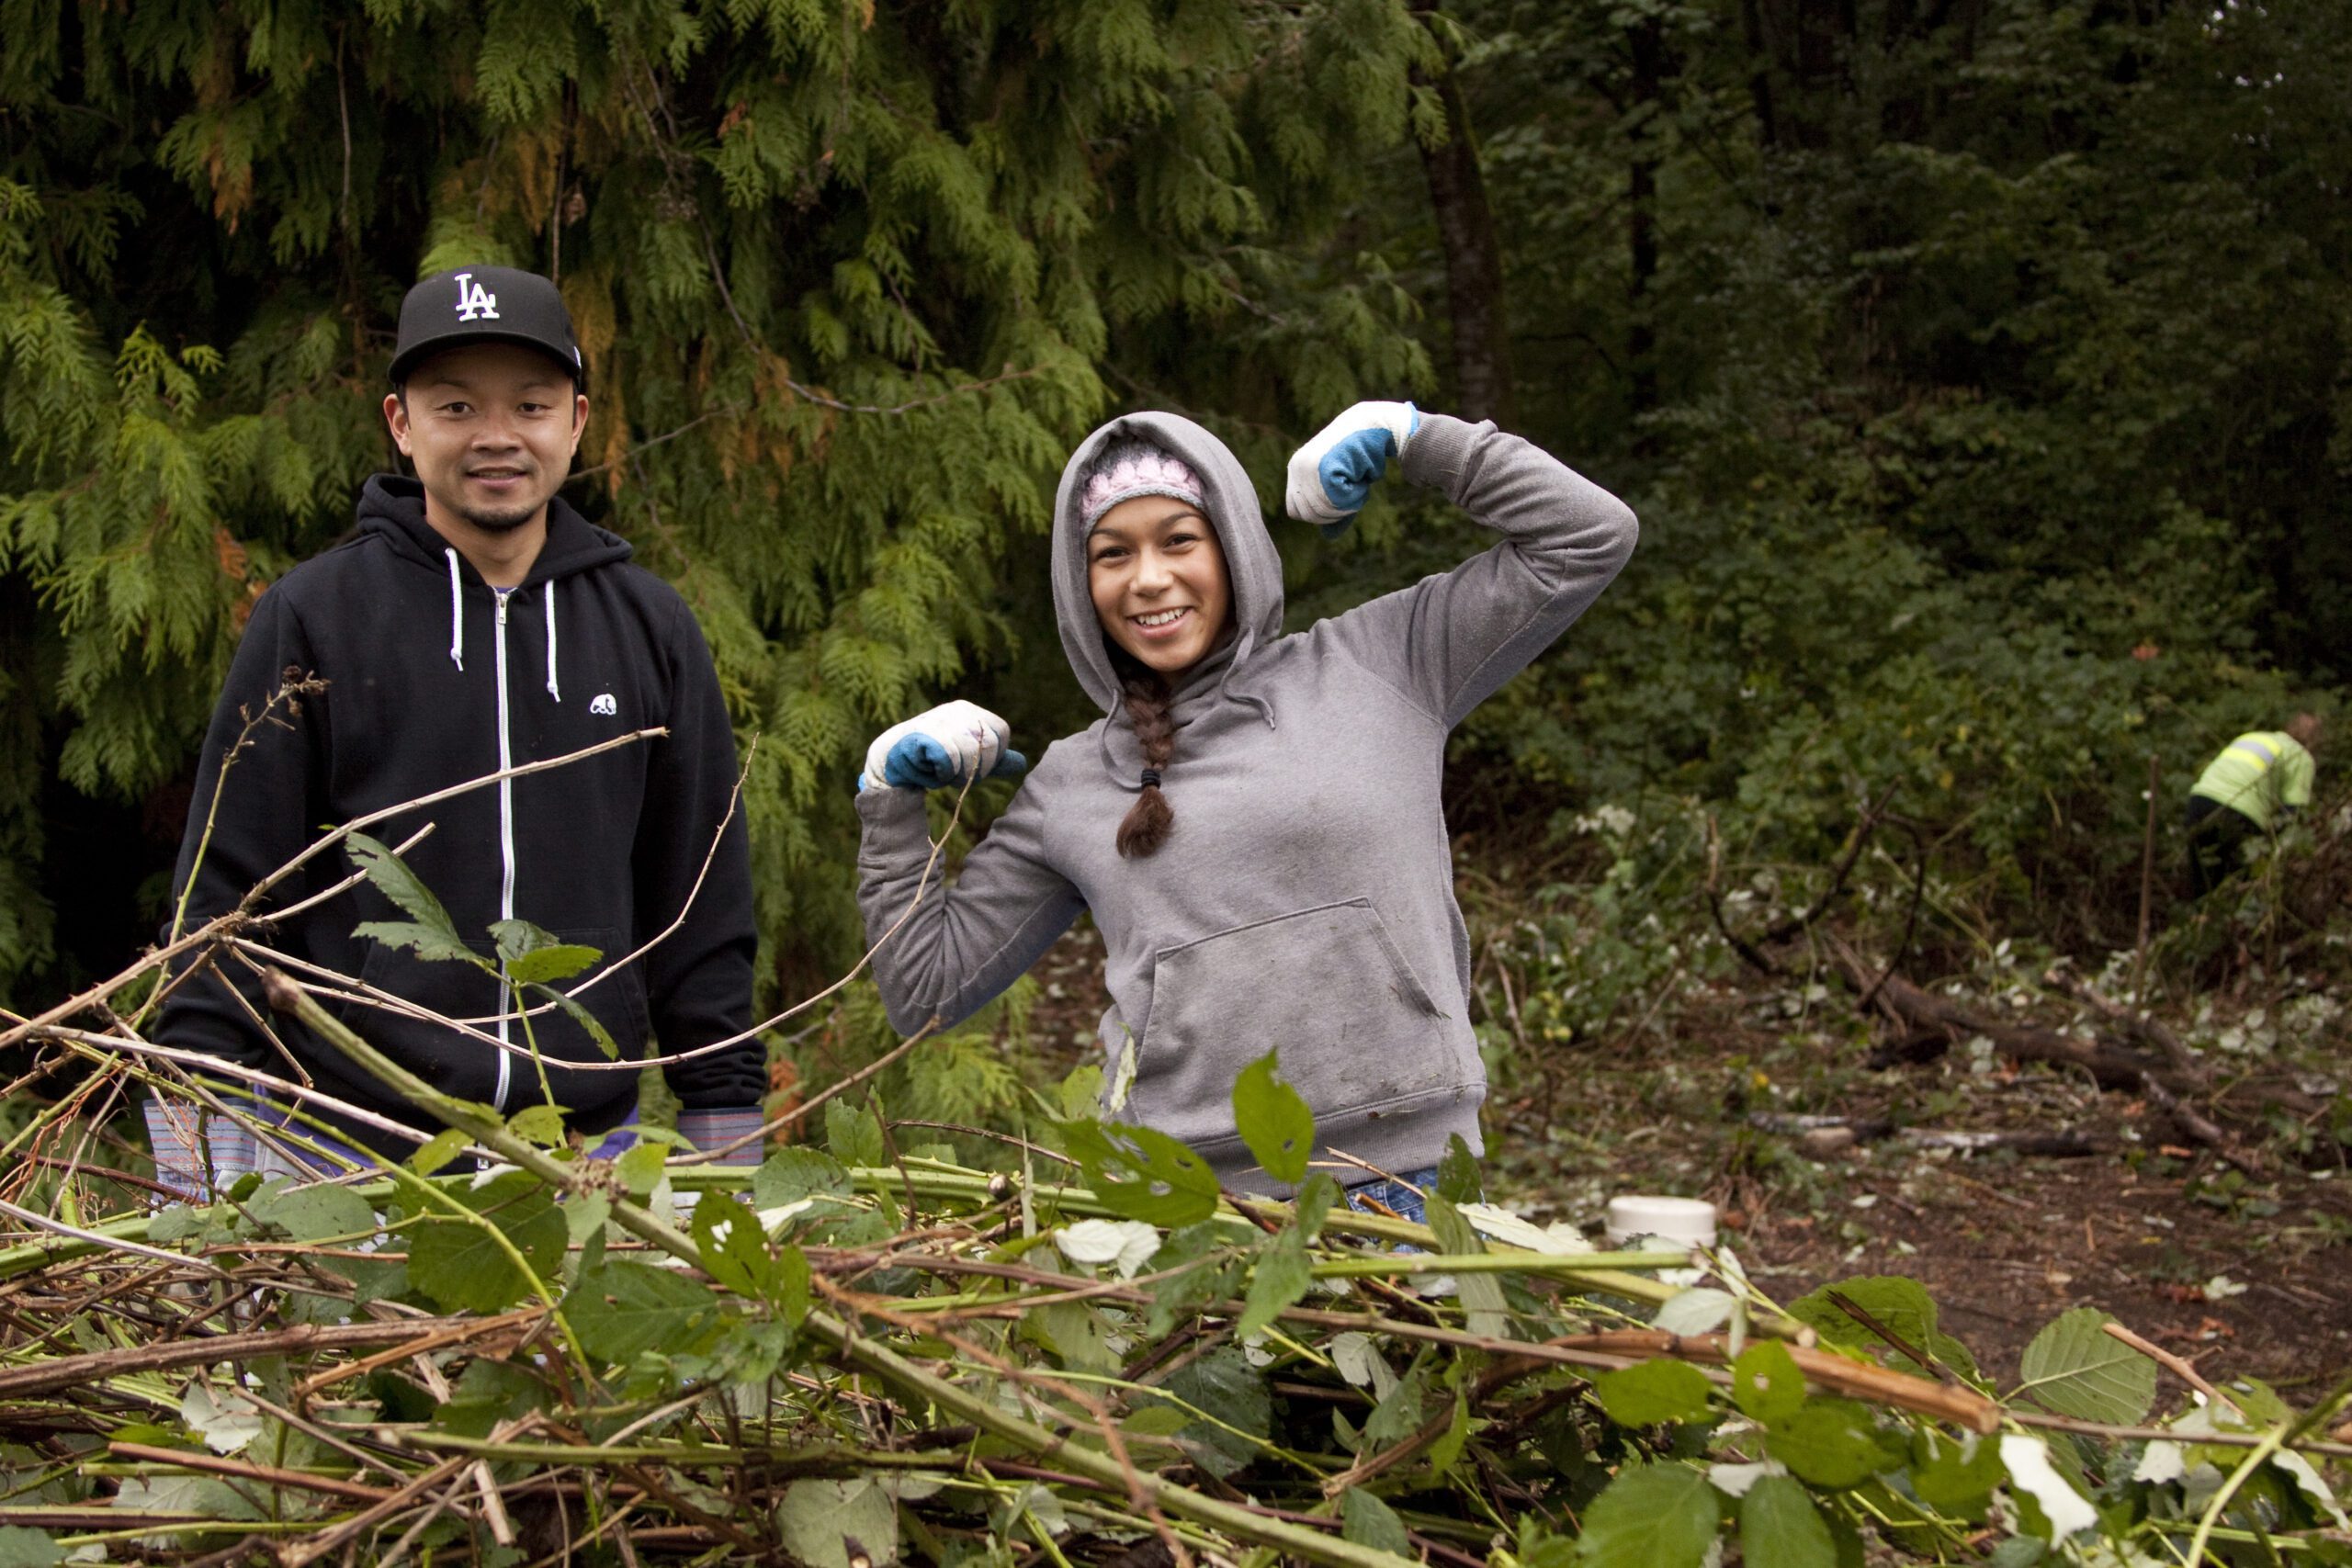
[
  {"xmin": 1343, "ymin": 1167, "xmax": 1441, "ymax": 1226},
  {"xmin": 142, "ymin": 1096, "xmax": 371, "ymax": 1201},
  {"xmin": 143, "ymin": 1096, "xmax": 768, "ymax": 1201},
  {"xmin": 142, "ymin": 1097, "xmax": 212, "ymax": 1201}
]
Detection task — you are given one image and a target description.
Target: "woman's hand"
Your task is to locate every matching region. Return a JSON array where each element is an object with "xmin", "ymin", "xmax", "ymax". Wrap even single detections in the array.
[
  {"xmin": 860, "ymin": 700, "xmax": 1028, "ymax": 792},
  {"xmin": 1285, "ymin": 400, "xmax": 1420, "ymax": 536}
]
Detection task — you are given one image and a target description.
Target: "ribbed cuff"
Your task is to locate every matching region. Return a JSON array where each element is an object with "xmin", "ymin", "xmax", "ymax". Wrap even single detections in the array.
[
  {"xmin": 678, "ymin": 1106, "xmax": 766, "ymax": 1167},
  {"xmin": 1397, "ymin": 411, "xmax": 1482, "ymax": 491}
]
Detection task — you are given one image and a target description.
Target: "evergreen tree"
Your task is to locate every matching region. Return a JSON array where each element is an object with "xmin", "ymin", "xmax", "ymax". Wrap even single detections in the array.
[{"xmin": 0, "ymin": 0, "xmax": 1441, "ymax": 1002}]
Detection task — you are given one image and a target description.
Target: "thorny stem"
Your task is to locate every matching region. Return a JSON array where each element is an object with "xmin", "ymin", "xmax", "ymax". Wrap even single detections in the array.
[
  {"xmin": 256, "ymin": 976, "xmax": 594, "ymax": 1370},
  {"xmin": 151, "ymin": 671, "xmax": 331, "ymax": 1016}
]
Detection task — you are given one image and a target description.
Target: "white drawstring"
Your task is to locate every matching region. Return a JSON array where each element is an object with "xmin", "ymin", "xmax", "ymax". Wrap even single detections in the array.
[
  {"xmin": 543, "ymin": 581, "xmax": 560, "ymax": 701},
  {"xmin": 444, "ymin": 548, "xmax": 465, "ymax": 671}
]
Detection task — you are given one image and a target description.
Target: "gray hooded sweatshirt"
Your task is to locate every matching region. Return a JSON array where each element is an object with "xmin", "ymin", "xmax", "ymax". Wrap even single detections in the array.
[{"xmin": 855, "ymin": 412, "xmax": 1636, "ymax": 1191}]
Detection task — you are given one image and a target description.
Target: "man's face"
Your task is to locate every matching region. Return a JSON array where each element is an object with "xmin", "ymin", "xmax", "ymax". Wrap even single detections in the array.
[{"xmin": 384, "ymin": 343, "xmax": 587, "ymax": 535}]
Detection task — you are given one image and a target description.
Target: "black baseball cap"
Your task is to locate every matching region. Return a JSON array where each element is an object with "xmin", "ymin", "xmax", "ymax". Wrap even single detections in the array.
[{"xmin": 389, "ymin": 265, "xmax": 585, "ymax": 389}]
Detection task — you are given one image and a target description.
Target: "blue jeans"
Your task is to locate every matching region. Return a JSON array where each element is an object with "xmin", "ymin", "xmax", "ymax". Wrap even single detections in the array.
[{"xmin": 1343, "ymin": 1167, "xmax": 1441, "ymax": 1225}]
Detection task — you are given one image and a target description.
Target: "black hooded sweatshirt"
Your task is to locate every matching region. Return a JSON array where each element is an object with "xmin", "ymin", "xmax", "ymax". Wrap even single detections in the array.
[{"xmin": 158, "ymin": 477, "xmax": 761, "ymax": 1152}]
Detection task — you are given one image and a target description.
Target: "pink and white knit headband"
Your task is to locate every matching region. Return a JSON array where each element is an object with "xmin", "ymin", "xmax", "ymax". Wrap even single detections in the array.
[{"xmin": 1080, "ymin": 443, "xmax": 1206, "ymax": 534}]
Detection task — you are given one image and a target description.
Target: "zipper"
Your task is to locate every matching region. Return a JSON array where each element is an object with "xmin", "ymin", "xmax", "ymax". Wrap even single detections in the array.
[{"xmin": 492, "ymin": 588, "xmax": 517, "ymax": 1111}]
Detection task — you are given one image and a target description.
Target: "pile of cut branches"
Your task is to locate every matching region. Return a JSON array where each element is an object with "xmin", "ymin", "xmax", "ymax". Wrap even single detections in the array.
[
  {"xmin": 4, "ymin": 1008, "xmax": 2351, "ymax": 1565},
  {"xmin": 2, "ymin": 750, "xmax": 2347, "ymax": 1567}
]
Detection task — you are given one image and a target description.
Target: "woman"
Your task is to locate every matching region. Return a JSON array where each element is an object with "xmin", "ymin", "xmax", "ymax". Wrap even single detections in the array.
[{"xmin": 854, "ymin": 402, "xmax": 1636, "ymax": 1215}]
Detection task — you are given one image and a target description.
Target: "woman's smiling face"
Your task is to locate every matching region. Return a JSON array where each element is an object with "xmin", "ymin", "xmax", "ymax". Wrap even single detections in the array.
[{"xmin": 1087, "ymin": 494, "xmax": 1233, "ymax": 677}]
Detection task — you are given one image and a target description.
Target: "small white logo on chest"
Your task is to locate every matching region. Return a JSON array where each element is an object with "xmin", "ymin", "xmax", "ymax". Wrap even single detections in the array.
[
  {"xmin": 453, "ymin": 272, "xmax": 500, "ymax": 321},
  {"xmin": 590, "ymin": 693, "xmax": 617, "ymax": 716}
]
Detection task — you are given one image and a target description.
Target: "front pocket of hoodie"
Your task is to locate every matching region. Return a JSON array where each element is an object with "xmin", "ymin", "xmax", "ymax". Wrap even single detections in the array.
[
  {"xmin": 531, "ymin": 929, "xmax": 650, "ymax": 1077},
  {"xmin": 1132, "ymin": 899, "xmax": 1463, "ymax": 1154},
  {"xmin": 344, "ymin": 938, "xmax": 509, "ymax": 1105}
]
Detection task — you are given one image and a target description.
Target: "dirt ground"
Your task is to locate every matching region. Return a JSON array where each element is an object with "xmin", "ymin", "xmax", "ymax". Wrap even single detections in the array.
[{"xmin": 1020, "ymin": 924, "xmax": 2352, "ymax": 1394}]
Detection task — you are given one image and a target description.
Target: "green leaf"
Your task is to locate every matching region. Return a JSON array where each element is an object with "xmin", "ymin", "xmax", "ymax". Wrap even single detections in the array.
[
  {"xmin": 2015, "ymin": 1307, "xmax": 2155, "ymax": 1424},
  {"xmin": 411, "ymin": 1129, "xmax": 469, "ymax": 1176},
  {"xmin": 1435, "ymin": 1132, "xmax": 1483, "ymax": 1204},
  {"xmin": 615, "ymin": 1142, "xmax": 666, "ymax": 1195},
  {"xmin": 774, "ymin": 1242, "xmax": 811, "ymax": 1328},
  {"xmin": 1143, "ymin": 1222, "xmax": 1242, "ymax": 1338},
  {"xmin": 352, "ymin": 919, "xmax": 486, "ymax": 968},
  {"xmin": 250, "ymin": 1180, "xmax": 376, "ymax": 1244},
  {"xmin": 753, "ymin": 1147, "xmax": 854, "ymax": 1208},
  {"xmin": 1057, "ymin": 1065, "xmax": 1104, "ymax": 1122},
  {"xmin": 1235, "ymin": 1223, "xmax": 1311, "ymax": 1339},
  {"xmin": 1424, "ymin": 1390, "xmax": 1476, "ymax": 1475},
  {"xmin": 1909, "ymin": 1427, "xmax": 2005, "ymax": 1517},
  {"xmin": 1653, "ymin": 1288, "xmax": 1736, "ymax": 1336},
  {"xmin": 1295, "ymin": 1171, "xmax": 1340, "ymax": 1240},
  {"xmin": 180, "ymin": 1381, "xmax": 265, "ymax": 1454},
  {"xmin": 775, "ymin": 1476, "xmax": 899, "ymax": 1568},
  {"xmin": 1363, "ymin": 1363, "xmax": 1431, "ymax": 1449},
  {"xmin": 1576, "ymin": 1462, "xmax": 1719, "ymax": 1567},
  {"xmin": 1231, "ymin": 1051, "xmax": 1313, "ymax": 1185},
  {"xmin": 1512, "ymin": 1520, "xmax": 1578, "ymax": 1568},
  {"xmin": 693, "ymin": 1191, "xmax": 780, "ymax": 1299},
  {"xmin": 1595, "ymin": 1359, "xmax": 1715, "ymax": 1427},
  {"xmin": 1427, "ymin": 1194, "xmax": 1510, "ymax": 1339},
  {"xmin": 1764, "ymin": 1399, "xmax": 1905, "ymax": 1489},
  {"xmin": 346, "ymin": 831, "xmax": 463, "ymax": 935},
  {"xmin": 537, "ymin": 985, "xmax": 621, "ymax": 1059},
  {"xmin": 407, "ymin": 1190, "xmax": 567, "ymax": 1313},
  {"xmin": 1787, "ymin": 1276, "xmax": 1977, "ymax": 1381},
  {"xmin": 491, "ymin": 919, "xmax": 602, "ymax": 984},
  {"xmin": 1340, "ymin": 1488, "xmax": 1414, "ymax": 1558},
  {"xmin": 439, "ymin": 1359, "xmax": 547, "ymax": 1441},
  {"xmin": 568, "ymin": 1260, "xmax": 721, "ymax": 1363},
  {"xmin": 509, "ymin": 945, "xmax": 601, "ymax": 985},
  {"xmin": 1739, "ymin": 1474, "xmax": 1836, "ymax": 1568},
  {"xmin": 1159, "ymin": 1347, "xmax": 1270, "ymax": 1480},
  {"xmin": 826, "ymin": 1098, "xmax": 887, "ymax": 1168},
  {"xmin": 1062, "ymin": 1120, "xmax": 1221, "ymax": 1227},
  {"xmin": 506, "ymin": 1103, "xmax": 570, "ymax": 1148},
  {"xmin": 0, "ymin": 1527, "xmax": 64, "ymax": 1567},
  {"xmin": 1732, "ymin": 1340, "xmax": 1806, "ymax": 1423}
]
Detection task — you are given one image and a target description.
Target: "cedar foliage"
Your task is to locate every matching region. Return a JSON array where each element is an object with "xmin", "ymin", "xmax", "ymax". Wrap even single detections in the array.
[{"xmin": 0, "ymin": 0, "xmax": 1440, "ymax": 1001}]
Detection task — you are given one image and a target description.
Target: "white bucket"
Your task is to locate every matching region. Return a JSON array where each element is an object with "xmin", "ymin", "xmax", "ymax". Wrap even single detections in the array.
[{"xmin": 1604, "ymin": 1195, "xmax": 1718, "ymax": 1250}]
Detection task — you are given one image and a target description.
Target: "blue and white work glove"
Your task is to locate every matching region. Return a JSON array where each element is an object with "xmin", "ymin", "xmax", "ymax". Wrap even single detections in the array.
[
  {"xmin": 1285, "ymin": 400, "xmax": 1420, "ymax": 537},
  {"xmin": 859, "ymin": 699, "xmax": 1028, "ymax": 792}
]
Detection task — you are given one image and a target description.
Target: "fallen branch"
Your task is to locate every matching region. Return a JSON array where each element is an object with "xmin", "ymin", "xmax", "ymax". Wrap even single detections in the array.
[
  {"xmin": 1747, "ymin": 1113, "xmax": 2100, "ymax": 1159},
  {"xmin": 0, "ymin": 1313, "xmax": 527, "ymax": 1401},
  {"xmin": 1824, "ymin": 936, "xmax": 2272, "ymax": 1177}
]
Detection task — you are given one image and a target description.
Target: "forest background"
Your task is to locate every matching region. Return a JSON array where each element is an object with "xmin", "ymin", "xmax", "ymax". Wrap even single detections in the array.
[{"xmin": 3, "ymin": 0, "xmax": 2346, "ymax": 1205}]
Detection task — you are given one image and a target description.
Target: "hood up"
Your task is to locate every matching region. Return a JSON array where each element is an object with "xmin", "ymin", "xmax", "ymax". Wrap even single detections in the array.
[
  {"xmin": 356, "ymin": 474, "xmax": 634, "ymax": 694},
  {"xmin": 1049, "ymin": 413, "xmax": 1286, "ymax": 755}
]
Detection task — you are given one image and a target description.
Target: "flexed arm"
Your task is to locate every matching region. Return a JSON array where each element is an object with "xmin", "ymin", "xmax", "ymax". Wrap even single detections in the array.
[
  {"xmin": 854, "ymin": 704, "xmax": 1083, "ymax": 1038},
  {"xmin": 1294, "ymin": 405, "xmax": 1639, "ymax": 728}
]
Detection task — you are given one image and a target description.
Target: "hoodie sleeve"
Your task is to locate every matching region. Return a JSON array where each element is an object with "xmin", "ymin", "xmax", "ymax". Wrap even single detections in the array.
[
  {"xmin": 1320, "ymin": 413, "xmax": 1637, "ymax": 728},
  {"xmin": 156, "ymin": 587, "xmax": 330, "ymax": 1073},
  {"xmin": 636, "ymin": 595, "xmax": 763, "ymax": 1109},
  {"xmin": 855, "ymin": 781, "xmax": 1086, "ymax": 1038}
]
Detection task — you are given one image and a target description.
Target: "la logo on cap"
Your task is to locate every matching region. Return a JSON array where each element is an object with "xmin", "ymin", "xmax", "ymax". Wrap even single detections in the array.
[{"xmin": 453, "ymin": 272, "xmax": 500, "ymax": 322}]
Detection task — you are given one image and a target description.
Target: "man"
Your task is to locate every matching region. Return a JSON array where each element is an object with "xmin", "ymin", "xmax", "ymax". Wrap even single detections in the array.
[
  {"xmin": 147, "ymin": 265, "xmax": 764, "ymax": 1192},
  {"xmin": 2185, "ymin": 713, "xmax": 2323, "ymax": 898}
]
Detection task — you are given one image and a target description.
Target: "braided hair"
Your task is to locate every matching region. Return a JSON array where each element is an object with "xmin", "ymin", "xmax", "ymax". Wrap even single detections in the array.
[{"xmin": 1115, "ymin": 660, "xmax": 1177, "ymax": 858}]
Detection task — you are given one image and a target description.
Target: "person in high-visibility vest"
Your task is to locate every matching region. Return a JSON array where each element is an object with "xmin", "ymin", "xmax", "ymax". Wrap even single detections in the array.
[{"xmin": 2186, "ymin": 713, "xmax": 2322, "ymax": 897}]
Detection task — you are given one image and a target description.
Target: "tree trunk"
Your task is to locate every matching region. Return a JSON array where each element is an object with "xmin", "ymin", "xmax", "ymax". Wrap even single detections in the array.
[
  {"xmin": 1413, "ymin": 34, "xmax": 1515, "ymax": 426},
  {"xmin": 1627, "ymin": 15, "xmax": 1662, "ymax": 427}
]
